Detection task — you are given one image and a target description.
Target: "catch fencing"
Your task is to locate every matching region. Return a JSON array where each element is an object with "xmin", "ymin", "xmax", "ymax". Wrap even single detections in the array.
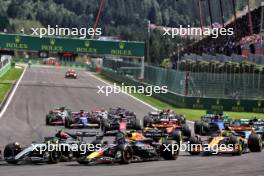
[{"xmin": 103, "ymin": 60, "xmax": 264, "ymax": 100}]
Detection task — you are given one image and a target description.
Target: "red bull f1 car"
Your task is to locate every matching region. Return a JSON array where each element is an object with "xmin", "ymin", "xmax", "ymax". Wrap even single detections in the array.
[{"xmin": 77, "ymin": 131, "xmax": 179, "ymax": 165}]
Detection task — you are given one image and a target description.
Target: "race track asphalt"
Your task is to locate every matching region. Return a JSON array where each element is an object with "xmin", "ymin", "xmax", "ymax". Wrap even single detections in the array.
[{"xmin": 0, "ymin": 66, "xmax": 263, "ymax": 176}]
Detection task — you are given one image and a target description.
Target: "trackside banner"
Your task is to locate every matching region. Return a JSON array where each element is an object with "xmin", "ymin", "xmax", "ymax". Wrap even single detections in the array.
[{"xmin": 0, "ymin": 34, "xmax": 145, "ymax": 57}]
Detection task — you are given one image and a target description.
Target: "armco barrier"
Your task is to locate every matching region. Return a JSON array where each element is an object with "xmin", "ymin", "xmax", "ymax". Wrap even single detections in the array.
[
  {"xmin": 101, "ymin": 68, "xmax": 264, "ymax": 113},
  {"xmin": 13, "ymin": 58, "xmax": 96, "ymax": 71}
]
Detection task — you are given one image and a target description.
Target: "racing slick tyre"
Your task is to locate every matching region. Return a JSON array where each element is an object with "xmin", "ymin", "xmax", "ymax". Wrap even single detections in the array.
[
  {"xmin": 143, "ymin": 116, "xmax": 153, "ymax": 127},
  {"xmin": 194, "ymin": 121, "xmax": 202, "ymax": 135},
  {"xmin": 229, "ymin": 135, "xmax": 243, "ymax": 156},
  {"xmin": 115, "ymin": 144, "xmax": 133, "ymax": 164},
  {"xmin": 60, "ymin": 150, "xmax": 74, "ymax": 162},
  {"xmin": 248, "ymin": 133, "xmax": 263, "ymax": 152},
  {"xmin": 201, "ymin": 122, "xmax": 209, "ymax": 135},
  {"xmin": 188, "ymin": 137, "xmax": 201, "ymax": 155},
  {"xmin": 182, "ymin": 124, "xmax": 192, "ymax": 138},
  {"xmin": 46, "ymin": 115, "xmax": 50, "ymax": 125},
  {"xmin": 101, "ymin": 120, "xmax": 111, "ymax": 134},
  {"xmin": 160, "ymin": 140, "xmax": 179, "ymax": 160},
  {"xmin": 134, "ymin": 118, "xmax": 143, "ymax": 130},
  {"xmin": 171, "ymin": 130, "xmax": 182, "ymax": 145},
  {"xmin": 179, "ymin": 116, "xmax": 186, "ymax": 124},
  {"xmin": 64, "ymin": 118, "xmax": 72, "ymax": 129},
  {"xmin": 46, "ymin": 151, "xmax": 62, "ymax": 164},
  {"xmin": 4, "ymin": 142, "xmax": 22, "ymax": 164}
]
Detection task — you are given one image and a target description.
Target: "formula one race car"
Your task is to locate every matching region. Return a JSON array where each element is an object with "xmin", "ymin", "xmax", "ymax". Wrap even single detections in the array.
[
  {"xmin": 3, "ymin": 131, "xmax": 99, "ymax": 164},
  {"xmin": 143, "ymin": 110, "xmax": 191, "ymax": 138},
  {"xmin": 194, "ymin": 110, "xmax": 231, "ymax": 135},
  {"xmin": 90, "ymin": 108, "xmax": 108, "ymax": 120},
  {"xmin": 64, "ymin": 110, "xmax": 101, "ymax": 129},
  {"xmin": 77, "ymin": 131, "xmax": 179, "ymax": 165},
  {"xmin": 227, "ymin": 119, "xmax": 263, "ymax": 152},
  {"xmin": 65, "ymin": 69, "xmax": 77, "ymax": 79},
  {"xmin": 4, "ymin": 138, "xmax": 64, "ymax": 164},
  {"xmin": 250, "ymin": 118, "xmax": 264, "ymax": 139},
  {"xmin": 100, "ymin": 107, "xmax": 141, "ymax": 135},
  {"xmin": 46, "ymin": 107, "xmax": 71, "ymax": 126},
  {"xmin": 188, "ymin": 128, "xmax": 263, "ymax": 156}
]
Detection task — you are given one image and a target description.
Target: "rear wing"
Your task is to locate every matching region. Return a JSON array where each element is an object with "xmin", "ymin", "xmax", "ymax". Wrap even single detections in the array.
[
  {"xmin": 75, "ymin": 131, "xmax": 99, "ymax": 137},
  {"xmin": 142, "ymin": 130, "xmax": 169, "ymax": 138},
  {"xmin": 75, "ymin": 131, "xmax": 103, "ymax": 141}
]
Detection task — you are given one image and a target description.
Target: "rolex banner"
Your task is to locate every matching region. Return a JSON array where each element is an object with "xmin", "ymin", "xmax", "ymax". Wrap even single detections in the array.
[{"xmin": 0, "ymin": 34, "xmax": 145, "ymax": 57}]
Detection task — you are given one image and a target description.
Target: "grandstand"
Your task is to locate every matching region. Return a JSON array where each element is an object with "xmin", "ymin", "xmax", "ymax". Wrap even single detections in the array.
[
  {"xmin": 103, "ymin": 2, "xmax": 264, "ymax": 101},
  {"xmin": 183, "ymin": 3, "xmax": 264, "ymax": 57}
]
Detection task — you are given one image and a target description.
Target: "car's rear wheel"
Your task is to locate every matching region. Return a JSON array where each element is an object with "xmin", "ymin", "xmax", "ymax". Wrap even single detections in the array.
[
  {"xmin": 134, "ymin": 118, "xmax": 143, "ymax": 130},
  {"xmin": 248, "ymin": 133, "xmax": 263, "ymax": 152},
  {"xmin": 160, "ymin": 140, "xmax": 179, "ymax": 160},
  {"xmin": 229, "ymin": 135, "xmax": 243, "ymax": 156},
  {"xmin": 201, "ymin": 122, "xmax": 209, "ymax": 135},
  {"xmin": 188, "ymin": 137, "xmax": 201, "ymax": 155},
  {"xmin": 64, "ymin": 118, "xmax": 72, "ymax": 129},
  {"xmin": 115, "ymin": 144, "xmax": 133, "ymax": 164},
  {"xmin": 143, "ymin": 116, "xmax": 153, "ymax": 127},
  {"xmin": 194, "ymin": 121, "xmax": 202, "ymax": 135},
  {"xmin": 46, "ymin": 116, "xmax": 50, "ymax": 125},
  {"xmin": 171, "ymin": 130, "xmax": 182, "ymax": 144},
  {"xmin": 182, "ymin": 124, "xmax": 191, "ymax": 138},
  {"xmin": 101, "ymin": 120, "xmax": 110, "ymax": 134},
  {"xmin": 46, "ymin": 151, "xmax": 62, "ymax": 164}
]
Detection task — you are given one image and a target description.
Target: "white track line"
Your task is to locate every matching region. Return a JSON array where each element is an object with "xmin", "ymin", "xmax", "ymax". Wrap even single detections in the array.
[
  {"xmin": 86, "ymin": 72, "xmax": 194, "ymax": 124},
  {"xmin": 0, "ymin": 66, "xmax": 27, "ymax": 119},
  {"xmin": 87, "ymin": 72, "xmax": 159, "ymax": 111}
]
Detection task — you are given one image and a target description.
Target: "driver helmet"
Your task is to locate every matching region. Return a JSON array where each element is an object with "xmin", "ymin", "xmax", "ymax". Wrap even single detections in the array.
[
  {"xmin": 80, "ymin": 110, "xmax": 84, "ymax": 116},
  {"xmin": 59, "ymin": 106, "xmax": 66, "ymax": 112},
  {"xmin": 55, "ymin": 130, "xmax": 68, "ymax": 139}
]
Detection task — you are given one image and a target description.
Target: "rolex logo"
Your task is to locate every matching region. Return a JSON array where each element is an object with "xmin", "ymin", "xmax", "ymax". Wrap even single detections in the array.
[
  {"xmin": 15, "ymin": 36, "xmax": 20, "ymax": 43},
  {"xmin": 50, "ymin": 38, "xmax": 55, "ymax": 45},
  {"xmin": 196, "ymin": 98, "xmax": 200, "ymax": 104},
  {"xmin": 216, "ymin": 99, "xmax": 220, "ymax": 105},
  {"xmin": 84, "ymin": 41, "xmax": 90, "ymax": 47},
  {"xmin": 237, "ymin": 100, "xmax": 240, "ymax": 106},
  {"xmin": 119, "ymin": 42, "xmax": 125, "ymax": 49}
]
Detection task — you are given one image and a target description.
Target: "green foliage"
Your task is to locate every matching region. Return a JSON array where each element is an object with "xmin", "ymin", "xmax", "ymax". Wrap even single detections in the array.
[
  {"xmin": 0, "ymin": 15, "xmax": 9, "ymax": 30},
  {"xmin": 0, "ymin": 67, "xmax": 23, "ymax": 102},
  {"xmin": 161, "ymin": 58, "xmax": 172, "ymax": 69},
  {"xmin": 0, "ymin": 0, "xmax": 261, "ymax": 64},
  {"xmin": 8, "ymin": 19, "xmax": 43, "ymax": 33}
]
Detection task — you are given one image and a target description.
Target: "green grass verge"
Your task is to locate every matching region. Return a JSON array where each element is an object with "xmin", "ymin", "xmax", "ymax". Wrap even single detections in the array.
[
  {"xmin": 97, "ymin": 74, "xmax": 264, "ymax": 121},
  {"xmin": 0, "ymin": 67, "xmax": 23, "ymax": 102}
]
